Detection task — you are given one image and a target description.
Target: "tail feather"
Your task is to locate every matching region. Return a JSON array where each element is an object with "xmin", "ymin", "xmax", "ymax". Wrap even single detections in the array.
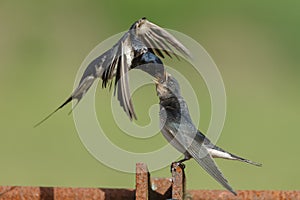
[
  {"xmin": 207, "ymin": 144, "xmax": 262, "ymax": 167},
  {"xmin": 230, "ymin": 153, "xmax": 262, "ymax": 167},
  {"xmin": 34, "ymin": 96, "xmax": 73, "ymax": 127}
]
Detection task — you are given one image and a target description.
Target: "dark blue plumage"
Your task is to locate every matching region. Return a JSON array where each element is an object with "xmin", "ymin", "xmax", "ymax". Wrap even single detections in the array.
[{"xmin": 155, "ymin": 72, "xmax": 261, "ymax": 195}]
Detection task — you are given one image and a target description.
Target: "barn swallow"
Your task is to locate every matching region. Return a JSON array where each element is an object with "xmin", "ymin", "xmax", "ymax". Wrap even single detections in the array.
[
  {"xmin": 34, "ymin": 17, "xmax": 190, "ymax": 127},
  {"xmin": 154, "ymin": 72, "xmax": 261, "ymax": 195}
]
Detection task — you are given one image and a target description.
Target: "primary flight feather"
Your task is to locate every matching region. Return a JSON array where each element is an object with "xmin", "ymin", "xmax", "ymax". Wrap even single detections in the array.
[{"xmin": 35, "ymin": 17, "xmax": 190, "ymax": 127}]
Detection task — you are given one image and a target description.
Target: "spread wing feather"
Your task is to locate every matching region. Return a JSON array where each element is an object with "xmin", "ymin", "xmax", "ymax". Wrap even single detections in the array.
[
  {"xmin": 35, "ymin": 18, "xmax": 191, "ymax": 126},
  {"xmin": 116, "ymin": 39, "xmax": 137, "ymax": 120},
  {"xmin": 136, "ymin": 19, "xmax": 191, "ymax": 60}
]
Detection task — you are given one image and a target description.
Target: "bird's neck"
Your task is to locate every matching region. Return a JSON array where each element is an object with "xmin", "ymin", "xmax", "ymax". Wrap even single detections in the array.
[{"xmin": 160, "ymin": 96, "xmax": 183, "ymax": 121}]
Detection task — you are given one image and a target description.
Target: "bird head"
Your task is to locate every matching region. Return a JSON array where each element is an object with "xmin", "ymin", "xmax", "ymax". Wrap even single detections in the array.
[{"xmin": 153, "ymin": 72, "xmax": 181, "ymax": 100}]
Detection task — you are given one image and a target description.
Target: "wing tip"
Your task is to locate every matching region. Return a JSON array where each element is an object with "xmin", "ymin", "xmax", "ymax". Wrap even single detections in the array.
[{"xmin": 231, "ymin": 190, "xmax": 238, "ymax": 196}]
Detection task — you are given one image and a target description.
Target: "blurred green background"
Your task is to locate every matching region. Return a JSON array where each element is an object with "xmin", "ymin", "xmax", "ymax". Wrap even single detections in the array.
[{"xmin": 1, "ymin": 0, "xmax": 299, "ymax": 191}]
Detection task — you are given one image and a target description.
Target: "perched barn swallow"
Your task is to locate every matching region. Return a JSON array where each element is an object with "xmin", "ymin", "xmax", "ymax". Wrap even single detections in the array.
[
  {"xmin": 154, "ymin": 72, "xmax": 261, "ymax": 195},
  {"xmin": 35, "ymin": 17, "xmax": 190, "ymax": 127}
]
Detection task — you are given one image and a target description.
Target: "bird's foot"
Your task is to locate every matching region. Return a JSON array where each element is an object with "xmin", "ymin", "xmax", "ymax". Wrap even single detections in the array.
[{"xmin": 170, "ymin": 161, "xmax": 185, "ymax": 173}]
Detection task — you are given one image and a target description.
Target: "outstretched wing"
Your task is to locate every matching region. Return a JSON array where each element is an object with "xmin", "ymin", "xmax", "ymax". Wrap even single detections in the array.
[
  {"xmin": 34, "ymin": 32, "xmax": 132, "ymax": 127},
  {"xmin": 106, "ymin": 18, "xmax": 192, "ymax": 120},
  {"xmin": 35, "ymin": 18, "xmax": 192, "ymax": 126},
  {"xmin": 115, "ymin": 37, "xmax": 136, "ymax": 120},
  {"xmin": 133, "ymin": 18, "xmax": 191, "ymax": 60}
]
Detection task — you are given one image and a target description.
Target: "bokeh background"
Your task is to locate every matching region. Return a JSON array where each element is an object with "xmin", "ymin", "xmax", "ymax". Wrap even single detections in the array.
[{"xmin": 1, "ymin": 0, "xmax": 299, "ymax": 191}]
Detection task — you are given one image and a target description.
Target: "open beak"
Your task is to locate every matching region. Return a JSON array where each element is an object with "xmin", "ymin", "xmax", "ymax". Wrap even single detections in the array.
[
  {"xmin": 164, "ymin": 71, "xmax": 167, "ymax": 81},
  {"xmin": 152, "ymin": 78, "xmax": 159, "ymax": 85},
  {"xmin": 153, "ymin": 78, "xmax": 164, "ymax": 94}
]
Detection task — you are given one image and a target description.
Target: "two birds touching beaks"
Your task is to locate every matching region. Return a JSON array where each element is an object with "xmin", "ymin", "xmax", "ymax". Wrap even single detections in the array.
[{"xmin": 35, "ymin": 17, "xmax": 261, "ymax": 195}]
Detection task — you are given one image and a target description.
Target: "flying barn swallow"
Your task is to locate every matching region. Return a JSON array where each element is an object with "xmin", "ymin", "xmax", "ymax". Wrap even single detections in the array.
[
  {"xmin": 35, "ymin": 17, "xmax": 190, "ymax": 127},
  {"xmin": 155, "ymin": 72, "xmax": 261, "ymax": 195}
]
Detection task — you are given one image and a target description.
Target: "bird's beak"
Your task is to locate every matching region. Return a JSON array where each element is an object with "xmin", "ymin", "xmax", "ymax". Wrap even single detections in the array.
[
  {"xmin": 153, "ymin": 78, "xmax": 164, "ymax": 94},
  {"xmin": 164, "ymin": 71, "xmax": 167, "ymax": 81},
  {"xmin": 152, "ymin": 78, "xmax": 159, "ymax": 85}
]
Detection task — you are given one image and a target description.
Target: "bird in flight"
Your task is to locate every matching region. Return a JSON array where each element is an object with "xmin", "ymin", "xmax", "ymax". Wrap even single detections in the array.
[
  {"xmin": 154, "ymin": 72, "xmax": 262, "ymax": 195},
  {"xmin": 35, "ymin": 17, "xmax": 190, "ymax": 127}
]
